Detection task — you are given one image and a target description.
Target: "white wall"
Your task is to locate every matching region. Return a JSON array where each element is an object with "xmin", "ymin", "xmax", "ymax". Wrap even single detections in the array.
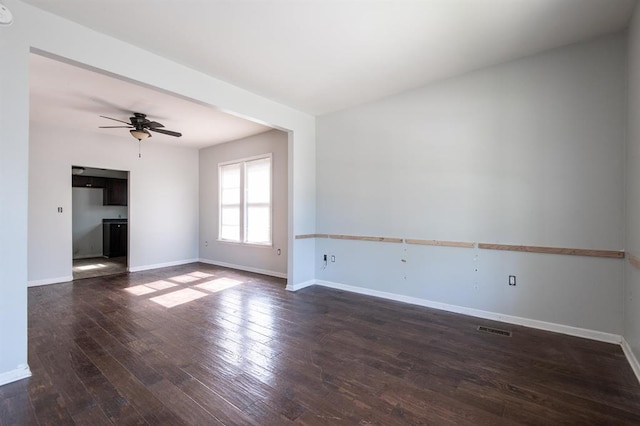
[
  {"xmin": 0, "ymin": 1, "xmax": 30, "ymax": 386},
  {"xmin": 626, "ymin": 4, "xmax": 640, "ymax": 366},
  {"xmin": 0, "ymin": 0, "xmax": 315, "ymax": 385},
  {"xmin": 316, "ymin": 33, "xmax": 626, "ymax": 335},
  {"xmin": 29, "ymin": 123, "xmax": 199, "ymax": 282},
  {"xmin": 200, "ymin": 130, "xmax": 288, "ymax": 277},
  {"xmin": 72, "ymin": 188, "xmax": 128, "ymax": 259}
]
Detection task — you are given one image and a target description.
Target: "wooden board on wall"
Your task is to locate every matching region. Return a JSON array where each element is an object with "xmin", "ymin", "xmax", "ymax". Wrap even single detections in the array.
[
  {"xmin": 295, "ymin": 234, "xmax": 329, "ymax": 239},
  {"xmin": 405, "ymin": 239, "xmax": 475, "ymax": 248},
  {"xmin": 478, "ymin": 243, "xmax": 624, "ymax": 259},
  {"xmin": 329, "ymin": 234, "xmax": 403, "ymax": 243}
]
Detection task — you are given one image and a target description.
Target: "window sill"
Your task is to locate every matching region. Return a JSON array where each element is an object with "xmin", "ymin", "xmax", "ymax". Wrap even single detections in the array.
[{"xmin": 216, "ymin": 239, "xmax": 273, "ymax": 249}]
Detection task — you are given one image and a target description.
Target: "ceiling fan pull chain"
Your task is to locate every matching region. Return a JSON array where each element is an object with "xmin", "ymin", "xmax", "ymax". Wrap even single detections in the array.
[{"xmin": 139, "ymin": 140, "xmax": 142, "ymax": 158}]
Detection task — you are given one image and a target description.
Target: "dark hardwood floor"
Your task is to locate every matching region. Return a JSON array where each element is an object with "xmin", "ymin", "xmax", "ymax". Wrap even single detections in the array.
[{"xmin": 2, "ymin": 262, "xmax": 639, "ymax": 425}]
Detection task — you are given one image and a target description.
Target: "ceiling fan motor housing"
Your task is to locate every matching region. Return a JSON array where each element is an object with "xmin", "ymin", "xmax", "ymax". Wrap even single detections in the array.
[{"xmin": 99, "ymin": 112, "xmax": 182, "ymax": 139}]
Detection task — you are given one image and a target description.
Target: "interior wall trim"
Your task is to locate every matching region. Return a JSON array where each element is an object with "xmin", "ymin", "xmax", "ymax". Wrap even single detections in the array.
[
  {"xmin": 328, "ymin": 234, "xmax": 403, "ymax": 243},
  {"xmin": 295, "ymin": 234, "xmax": 329, "ymax": 239},
  {"xmin": 478, "ymin": 243, "xmax": 624, "ymax": 259},
  {"xmin": 128, "ymin": 258, "xmax": 199, "ymax": 273},
  {"xmin": 622, "ymin": 338, "xmax": 640, "ymax": 384},
  {"xmin": 27, "ymin": 275, "xmax": 74, "ymax": 287},
  {"xmin": 295, "ymin": 233, "xmax": 403, "ymax": 242},
  {"xmin": 0, "ymin": 365, "xmax": 31, "ymax": 387},
  {"xmin": 297, "ymin": 234, "xmax": 626, "ymax": 259},
  {"xmin": 405, "ymin": 239, "xmax": 475, "ymax": 248},
  {"xmin": 286, "ymin": 279, "xmax": 315, "ymax": 292},
  {"xmin": 198, "ymin": 258, "xmax": 287, "ymax": 279}
]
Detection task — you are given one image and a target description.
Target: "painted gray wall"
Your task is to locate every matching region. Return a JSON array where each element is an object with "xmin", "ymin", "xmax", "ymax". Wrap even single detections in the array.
[
  {"xmin": 626, "ymin": 5, "xmax": 640, "ymax": 361},
  {"xmin": 316, "ymin": 33, "xmax": 626, "ymax": 334},
  {"xmin": 72, "ymin": 188, "xmax": 127, "ymax": 259},
  {"xmin": 200, "ymin": 129, "xmax": 288, "ymax": 276}
]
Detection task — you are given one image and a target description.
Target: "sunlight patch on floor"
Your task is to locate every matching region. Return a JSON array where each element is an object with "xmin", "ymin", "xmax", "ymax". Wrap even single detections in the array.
[
  {"xmin": 123, "ymin": 273, "xmax": 239, "ymax": 307},
  {"xmin": 189, "ymin": 271, "xmax": 215, "ymax": 279},
  {"xmin": 124, "ymin": 284, "xmax": 157, "ymax": 296},
  {"xmin": 124, "ymin": 280, "xmax": 178, "ymax": 296},
  {"xmin": 75, "ymin": 263, "xmax": 107, "ymax": 271},
  {"xmin": 169, "ymin": 274, "xmax": 201, "ymax": 284},
  {"xmin": 146, "ymin": 280, "xmax": 178, "ymax": 290},
  {"xmin": 195, "ymin": 277, "xmax": 243, "ymax": 293},
  {"xmin": 150, "ymin": 288, "xmax": 208, "ymax": 308}
]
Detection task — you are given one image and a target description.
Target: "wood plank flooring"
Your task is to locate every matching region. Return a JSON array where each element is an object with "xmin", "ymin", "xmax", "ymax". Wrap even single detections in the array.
[{"xmin": 2, "ymin": 262, "xmax": 640, "ymax": 425}]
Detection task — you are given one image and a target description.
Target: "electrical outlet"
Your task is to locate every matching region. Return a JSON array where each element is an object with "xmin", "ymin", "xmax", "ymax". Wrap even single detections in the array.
[
  {"xmin": 509, "ymin": 275, "xmax": 516, "ymax": 286},
  {"xmin": 323, "ymin": 254, "xmax": 327, "ymax": 261},
  {"xmin": 205, "ymin": 240, "xmax": 208, "ymax": 247},
  {"xmin": 331, "ymin": 255, "xmax": 335, "ymax": 262}
]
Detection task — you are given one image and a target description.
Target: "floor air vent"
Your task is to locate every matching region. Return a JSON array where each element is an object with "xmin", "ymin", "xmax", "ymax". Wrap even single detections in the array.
[{"xmin": 477, "ymin": 325, "xmax": 512, "ymax": 337}]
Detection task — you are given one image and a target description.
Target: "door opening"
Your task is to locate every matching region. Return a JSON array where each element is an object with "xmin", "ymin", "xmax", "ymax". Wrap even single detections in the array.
[{"xmin": 71, "ymin": 166, "xmax": 129, "ymax": 280}]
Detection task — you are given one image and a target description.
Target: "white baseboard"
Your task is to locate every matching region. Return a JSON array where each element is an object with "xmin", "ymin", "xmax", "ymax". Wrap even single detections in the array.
[
  {"xmin": 129, "ymin": 258, "xmax": 199, "ymax": 273},
  {"xmin": 622, "ymin": 338, "xmax": 640, "ymax": 384},
  {"xmin": 314, "ymin": 280, "xmax": 622, "ymax": 344},
  {"xmin": 28, "ymin": 275, "xmax": 73, "ymax": 287},
  {"xmin": 198, "ymin": 258, "xmax": 287, "ymax": 279},
  {"xmin": 0, "ymin": 365, "xmax": 31, "ymax": 386},
  {"xmin": 286, "ymin": 279, "xmax": 315, "ymax": 292}
]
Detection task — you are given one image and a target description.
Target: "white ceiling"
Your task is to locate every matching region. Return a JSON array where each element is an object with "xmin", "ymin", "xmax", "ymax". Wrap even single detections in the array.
[
  {"xmin": 22, "ymin": 0, "xmax": 637, "ymax": 116},
  {"xmin": 29, "ymin": 54, "xmax": 272, "ymax": 149}
]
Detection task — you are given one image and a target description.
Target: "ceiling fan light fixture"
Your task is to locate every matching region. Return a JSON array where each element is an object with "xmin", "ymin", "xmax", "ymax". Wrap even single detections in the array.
[
  {"xmin": 130, "ymin": 129, "xmax": 150, "ymax": 141},
  {"xmin": 0, "ymin": 3, "xmax": 14, "ymax": 26}
]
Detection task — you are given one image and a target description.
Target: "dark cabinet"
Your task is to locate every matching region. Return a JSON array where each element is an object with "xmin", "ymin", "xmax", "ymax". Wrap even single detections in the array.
[
  {"xmin": 103, "ymin": 178, "xmax": 128, "ymax": 206},
  {"xmin": 103, "ymin": 221, "xmax": 127, "ymax": 258},
  {"xmin": 73, "ymin": 176, "xmax": 127, "ymax": 206},
  {"xmin": 72, "ymin": 175, "xmax": 106, "ymax": 188}
]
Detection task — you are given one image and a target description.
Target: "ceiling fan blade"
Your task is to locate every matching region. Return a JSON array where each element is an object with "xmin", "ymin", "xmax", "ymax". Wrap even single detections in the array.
[
  {"xmin": 149, "ymin": 128, "xmax": 182, "ymax": 137},
  {"xmin": 100, "ymin": 115, "xmax": 132, "ymax": 125},
  {"xmin": 146, "ymin": 121, "xmax": 165, "ymax": 128},
  {"xmin": 99, "ymin": 125, "xmax": 133, "ymax": 128}
]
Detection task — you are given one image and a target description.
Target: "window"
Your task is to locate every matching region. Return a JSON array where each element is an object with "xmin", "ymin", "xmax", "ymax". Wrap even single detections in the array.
[{"xmin": 219, "ymin": 155, "xmax": 272, "ymax": 245}]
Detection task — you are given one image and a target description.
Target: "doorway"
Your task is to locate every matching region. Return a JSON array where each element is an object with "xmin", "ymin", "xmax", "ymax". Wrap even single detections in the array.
[{"xmin": 71, "ymin": 166, "xmax": 129, "ymax": 280}]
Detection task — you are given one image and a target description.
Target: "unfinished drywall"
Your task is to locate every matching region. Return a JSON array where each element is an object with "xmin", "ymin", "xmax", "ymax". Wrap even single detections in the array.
[
  {"xmin": 316, "ymin": 33, "xmax": 626, "ymax": 335},
  {"xmin": 199, "ymin": 129, "xmax": 288, "ymax": 277}
]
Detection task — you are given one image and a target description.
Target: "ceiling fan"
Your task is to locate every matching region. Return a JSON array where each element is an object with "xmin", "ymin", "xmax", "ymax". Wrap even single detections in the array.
[{"xmin": 99, "ymin": 112, "xmax": 182, "ymax": 141}]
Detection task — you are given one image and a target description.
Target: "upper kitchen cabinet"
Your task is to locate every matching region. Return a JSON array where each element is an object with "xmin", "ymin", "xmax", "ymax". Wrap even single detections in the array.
[
  {"xmin": 103, "ymin": 178, "xmax": 128, "ymax": 206},
  {"xmin": 72, "ymin": 175, "xmax": 106, "ymax": 188}
]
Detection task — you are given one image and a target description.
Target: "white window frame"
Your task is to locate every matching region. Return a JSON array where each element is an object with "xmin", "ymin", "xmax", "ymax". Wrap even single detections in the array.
[{"xmin": 218, "ymin": 153, "xmax": 273, "ymax": 247}]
